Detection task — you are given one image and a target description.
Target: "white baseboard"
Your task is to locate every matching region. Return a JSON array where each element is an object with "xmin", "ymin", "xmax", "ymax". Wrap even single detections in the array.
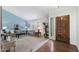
[{"xmin": 49, "ymin": 36, "xmax": 55, "ymax": 40}]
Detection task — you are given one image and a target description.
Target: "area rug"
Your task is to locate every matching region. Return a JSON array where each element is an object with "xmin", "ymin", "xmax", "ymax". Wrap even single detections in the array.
[{"xmin": 13, "ymin": 36, "xmax": 48, "ymax": 52}]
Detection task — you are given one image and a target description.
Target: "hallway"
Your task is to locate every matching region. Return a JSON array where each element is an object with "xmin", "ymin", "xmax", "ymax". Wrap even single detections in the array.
[{"xmin": 36, "ymin": 40, "xmax": 78, "ymax": 52}]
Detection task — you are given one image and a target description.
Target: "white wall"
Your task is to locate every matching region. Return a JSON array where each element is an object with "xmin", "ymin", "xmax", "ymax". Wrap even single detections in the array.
[
  {"xmin": 0, "ymin": 6, "xmax": 1, "ymax": 30},
  {"xmin": 0, "ymin": 6, "xmax": 1, "ymax": 44},
  {"xmin": 76, "ymin": 7, "xmax": 79, "ymax": 50},
  {"xmin": 49, "ymin": 7, "xmax": 77, "ymax": 46}
]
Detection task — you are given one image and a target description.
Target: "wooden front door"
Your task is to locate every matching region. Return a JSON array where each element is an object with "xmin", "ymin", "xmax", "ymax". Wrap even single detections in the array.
[{"xmin": 56, "ymin": 15, "xmax": 70, "ymax": 44}]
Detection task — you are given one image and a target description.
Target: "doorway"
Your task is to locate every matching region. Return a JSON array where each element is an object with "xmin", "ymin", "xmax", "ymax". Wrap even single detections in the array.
[{"xmin": 56, "ymin": 15, "xmax": 70, "ymax": 44}]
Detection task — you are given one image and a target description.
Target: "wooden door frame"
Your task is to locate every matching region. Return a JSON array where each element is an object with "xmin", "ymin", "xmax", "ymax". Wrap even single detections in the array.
[{"xmin": 55, "ymin": 15, "xmax": 70, "ymax": 44}]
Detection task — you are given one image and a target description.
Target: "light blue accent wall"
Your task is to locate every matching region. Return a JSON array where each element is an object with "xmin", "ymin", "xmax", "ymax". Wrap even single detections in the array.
[{"xmin": 2, "ymin": 9, "xmax": 30, "ymax": 32}]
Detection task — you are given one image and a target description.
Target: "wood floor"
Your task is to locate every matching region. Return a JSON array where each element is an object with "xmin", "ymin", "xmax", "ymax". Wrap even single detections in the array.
[{"xmin": 36, "ymin": 40, "xmax": 78, "ymax": 52}]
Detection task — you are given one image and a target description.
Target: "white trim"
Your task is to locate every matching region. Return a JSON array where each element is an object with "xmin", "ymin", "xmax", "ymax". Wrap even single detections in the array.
[
  {"xmin": 49, "ymin": 17, "xmax": 51, "ymax": 39},
  {"xmin": 48, "ymin": 16, "xmax": 56, "ymax": 40}
]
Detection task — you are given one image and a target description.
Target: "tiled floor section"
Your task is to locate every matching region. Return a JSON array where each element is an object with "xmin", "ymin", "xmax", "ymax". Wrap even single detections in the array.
[{"xmin": 36, "ymin": 40, "xmax": 78, "ymax": 52}]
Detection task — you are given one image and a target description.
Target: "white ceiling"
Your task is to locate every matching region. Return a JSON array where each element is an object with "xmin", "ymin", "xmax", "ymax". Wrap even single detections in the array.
[
  {"xmin": 2, "ymin": 6, "xmax": 58, "ymax": 20},
  {"xmin": 2, "ymin": 6, "xmax": 76, "ymax": 20}
]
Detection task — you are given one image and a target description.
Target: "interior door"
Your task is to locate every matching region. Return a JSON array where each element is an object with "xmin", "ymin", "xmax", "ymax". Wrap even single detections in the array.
[{"xmin": 56, "ymin": 15, "xmax": 70, "ymax": 44}]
